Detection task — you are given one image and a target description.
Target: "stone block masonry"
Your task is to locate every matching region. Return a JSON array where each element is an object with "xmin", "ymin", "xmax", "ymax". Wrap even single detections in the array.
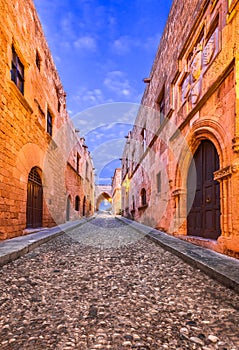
[
  {"xmin": 0, "ymin": 0, "xmax": 94, "ymax": 239},
  {"xmin": 122, "ymin": 0, "xmax": 239, "ymax": 257}
]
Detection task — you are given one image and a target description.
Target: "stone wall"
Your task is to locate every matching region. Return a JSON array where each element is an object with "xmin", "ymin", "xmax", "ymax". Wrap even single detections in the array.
[
  {"xmin": 0, "ymin": 0, "xmax": 94, "ymax": 239},
  {"xmin": 112, "ymin": 168, "xmax": 122, "ymax": 215},
  {"xmin": 122, "ymin": 0, "xmax": 239, "ymax": 256}
]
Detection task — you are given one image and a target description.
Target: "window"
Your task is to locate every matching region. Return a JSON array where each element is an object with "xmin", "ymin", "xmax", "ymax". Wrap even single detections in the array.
[
  {"xmin": 75, "ymin": 196, "xmax": 80, "ymax": 211},
  {"xmin": 131, "ymin": 149, "xmax": 135, "ymax": 175},
  {"xmin": 158, "ymin": 94, "xmax": 165, "ymax": 125},
  {"xmin": 141, "ymin": 128, "xmax": 147, "ymax": 153},
  {"xmin": 157, "ymin": 172, "xmax": 162, "ymax": 193},
  {"xmin": 76, "ymin": 153, "xmax": 81, "ymax": 173},
  {"xmin": 85, "ymin": 161, "xmax": 89, "ymax": 178},
  {"xmin": 36, "ymin": 51, "xmax": 41, "ymax": 71},
  {"xmin": 141, "ymin": 188, "xmax": 147, "ymax": 206},
  {"xmin": 11, "ymin": 46, "xmax": 24, "ymax": 94},
  {"xmin": 132, "ymin": 195, "xmax": 135, "ymax": 211},
  {"xmin": 47, "ymin": 110, "xmax": 53, "ymax": 136}
]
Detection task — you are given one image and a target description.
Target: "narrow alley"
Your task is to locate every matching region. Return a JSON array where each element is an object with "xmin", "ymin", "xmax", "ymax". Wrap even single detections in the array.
[{"xmin": 0, "ymin": 214, "xmax": 238, "ymax": 350}]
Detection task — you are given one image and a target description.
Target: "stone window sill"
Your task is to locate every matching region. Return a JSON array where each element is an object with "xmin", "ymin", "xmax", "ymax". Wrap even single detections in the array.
[{"xmin": 8, "ymin": 80, "xmax": 33, "ymax": 114}]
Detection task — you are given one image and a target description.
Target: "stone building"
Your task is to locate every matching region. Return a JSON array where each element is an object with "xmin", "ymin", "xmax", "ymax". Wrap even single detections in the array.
[
  {"xmin": 0, "ymin": 0, "xmax": 94, "ymax": 239},
  {"xmin": 111, "ymin": 168, "xmax": 122, "ymax": 215},
  {"xmin": 122, "ymin": 0, "xmax": 239, "ymax": 256}
]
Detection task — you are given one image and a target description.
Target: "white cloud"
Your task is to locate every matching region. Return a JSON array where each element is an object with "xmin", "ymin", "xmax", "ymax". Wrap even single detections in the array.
[
  {"xmin": 112, "ymin": 36, "xmax": 131, "ymax": 55},
  {"xmin": 111, "ymin": 34, "xmax": 162, "ymax": 55},
  {"xmin": 74, "ymin": 36, "xmax": 97, "ymax": 50},
  {"xmin": 103, "ymin": 71, "xmax": 133, "ymax": 98}
]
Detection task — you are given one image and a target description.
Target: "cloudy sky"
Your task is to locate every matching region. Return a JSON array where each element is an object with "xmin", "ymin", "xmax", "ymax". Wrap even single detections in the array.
[{"xmin": 34, "ymin": 0, "xmax": 172, "ymax": 184}]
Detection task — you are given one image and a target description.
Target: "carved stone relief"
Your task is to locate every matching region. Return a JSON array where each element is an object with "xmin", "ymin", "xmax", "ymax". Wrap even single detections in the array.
[
  {"xmin": 181, "ymin": 75, "xmax": 191, "ymax": 103},
  {"xmin": 203, "ymin": 31, "xmax": 216, "ymax": 66},
  {"xmin": 180, "ymin": 25, "xmax": 219, "ymax": 106},
  {"xmin": 191, "ymin": 45, "xmax": 202, "ymax": 81}
]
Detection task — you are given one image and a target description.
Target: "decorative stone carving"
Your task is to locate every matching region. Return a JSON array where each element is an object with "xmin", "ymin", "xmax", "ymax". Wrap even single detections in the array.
[
  {"xmin": 181, "ymin": 75, "xmax": 191, "ymax": 103},
  {"xmin": 214, "ymin": 166, "xmax": 231, "ymax": 181},
  {"xmin": 203, "ymin": 32, "xmax": 215, "ymax": 66},
  {"xmin": 191, "ymin": 79, "xmax": 202, "ymax": 105},
  {"xmin": 180, "ymin": 25, "xmax": 219, "ymax": 106},
  {"xmin": 231, "ymin": 161, "xmax": 239, "ymax": 173},
  {"xmin": 190, "ymin": 45, "xmax": 202, "ymax": 81}
]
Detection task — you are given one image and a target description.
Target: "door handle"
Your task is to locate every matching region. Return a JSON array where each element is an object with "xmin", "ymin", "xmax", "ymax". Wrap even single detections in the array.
[{"xmin": 206, "ymin": 196, "xmax": 211, "ymax": 203}]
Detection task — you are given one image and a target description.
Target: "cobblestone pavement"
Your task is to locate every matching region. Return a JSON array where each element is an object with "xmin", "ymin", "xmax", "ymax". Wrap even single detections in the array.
[{"xmin": 0, "ymin": 214, "xmax": 238, "ymax": 350}]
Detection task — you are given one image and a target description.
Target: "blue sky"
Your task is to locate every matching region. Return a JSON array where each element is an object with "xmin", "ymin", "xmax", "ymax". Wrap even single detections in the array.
[{"xmin": 34, "ymin": 0, "xmax": 172, "ymax": 184}]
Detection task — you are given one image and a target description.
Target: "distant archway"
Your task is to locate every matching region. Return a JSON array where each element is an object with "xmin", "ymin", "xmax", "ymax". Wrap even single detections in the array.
[{"xmin": 96, "ymin": 192, "xmax": 112, "ymax": 211}]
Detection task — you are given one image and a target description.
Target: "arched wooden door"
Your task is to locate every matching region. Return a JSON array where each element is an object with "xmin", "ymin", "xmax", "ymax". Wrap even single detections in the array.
[
  {"xmin": 26, "ymin": 167, "xmax": 43, "ymax": 228},
  {"xmin": 187, "ymin": 140, "xmax": 220, "ymax": 239}
]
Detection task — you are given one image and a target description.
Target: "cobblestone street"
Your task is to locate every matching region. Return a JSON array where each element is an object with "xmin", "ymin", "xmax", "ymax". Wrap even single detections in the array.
[{"xmin": 0, "ymin": 214, "xmax": 238, "ymax": 350}]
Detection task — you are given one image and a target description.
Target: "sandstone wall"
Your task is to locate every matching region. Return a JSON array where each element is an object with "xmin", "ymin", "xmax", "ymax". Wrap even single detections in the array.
[
  {"xmin": 122, "ymin": 0, "xmax": 239, "ymax": 256},
  {"xmin": 0, "ymin": 0, "xmax": 94, "ymax": 238}
]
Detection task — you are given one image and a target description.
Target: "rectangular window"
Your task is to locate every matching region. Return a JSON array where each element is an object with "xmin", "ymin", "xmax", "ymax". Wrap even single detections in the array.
[
  {"xmin": 76, "ymin": 153, "xmax": 80, "ymax": 173},
  {"xmin": 11, "ymin": 46, "xmax": 24, "ymax": 94},
  {"xmin": 157, "ymin": 172, "xmax": 162, "ymax": 193},
  {"xmin": 36, "ymin": 51, "xmax": 41, "ymax": 71},
  {"xmin": 47, "ymin": 110, "xmax": 53, "ymax": 136},
  {"xmin": 159, "ymin": 95, "xmax": 165, "ymax": 125},
  {"xmin": 85, "ymin": 161, "xmax": 89, "ymax": 178},
  {"xmin": 141, "ymin": 128, "xmax": 147, "ymax": 153}
]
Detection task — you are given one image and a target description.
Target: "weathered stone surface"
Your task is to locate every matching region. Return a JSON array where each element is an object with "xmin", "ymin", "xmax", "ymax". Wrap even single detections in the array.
[
  {"xmin": 0, "ymin": 215, "xmax": 238, "ymax": 349},
  {"xmin": 0, "ymin": 0, "xmax": 94, "ymax": 239}
]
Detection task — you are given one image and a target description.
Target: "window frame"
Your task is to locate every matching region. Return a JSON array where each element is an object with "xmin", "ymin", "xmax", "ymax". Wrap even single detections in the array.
[
  {"xmin": 11, "ymin": 46, "xmax": 24, "ymax": 94},
  {"xmin": 75, "ymin": 196, "xmax": 80, "ymax": 211},
  {"xmin": 157, "ymin": 172, "xmax": 162, "ymax": 193},
  {"xmin": 76, "ymin": 153, "xmax": 81, "ymax": 174},
  {"xmin": 140, "ymin": 188, "xmax": 147, "ymax": 206},
  {"xmin": 36, "ymin": 50, "xmax": 41, "ymax": 71},
  {"xmin": 47, "ymin": 109, "xmax": 53, "ymax": 136}
]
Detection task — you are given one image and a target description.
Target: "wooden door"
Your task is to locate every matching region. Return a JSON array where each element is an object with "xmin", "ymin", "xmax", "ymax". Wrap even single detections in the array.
[
  {"xmin": 83, "ymin": 196, "xmax": 86, "ymax": 216},
  {"xmin": 66, "ymin": 196, "xmax": 71, "ymax": 221},
  {"xmin": 26, "ymin": 168, "xmax": 43, "ymax": 228},
  {"xmin": 187, "ymin": 140, "xmax": 220, "ymax": 239}
]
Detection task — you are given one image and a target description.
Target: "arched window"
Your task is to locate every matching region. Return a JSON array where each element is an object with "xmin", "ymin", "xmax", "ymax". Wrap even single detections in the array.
[
  {"xmin": 141, "ymin": 188, "xmax": 147, "ymax": 206},
  {"xmin": 75, "ymin": 196, "xmax": 80, "ymax": 211},
  {"xmin": 66, "ymin": 195, "xmax": 71, "ymax": 221}
]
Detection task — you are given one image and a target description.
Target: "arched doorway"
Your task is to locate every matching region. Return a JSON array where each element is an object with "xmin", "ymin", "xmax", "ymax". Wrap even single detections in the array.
[
  {"xmin": 66, "ymin": 195, "xmax": 71, "ymax": 221},
  {"xmin": 187, "ymin": 140, "xmax": 221, "ymax": 239},
  {"xmin": 83, "ymin": 196, "xmax": 86, "ymax": 216},
  {"xmin": 26, "ymin": 167, "xmax": 43, "ymax": 228}
]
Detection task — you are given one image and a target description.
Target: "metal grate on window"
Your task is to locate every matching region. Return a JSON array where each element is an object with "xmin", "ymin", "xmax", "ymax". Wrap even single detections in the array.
[{"xmin": 28, "ymin": 168, "xmax": 42, "ymax": 186}]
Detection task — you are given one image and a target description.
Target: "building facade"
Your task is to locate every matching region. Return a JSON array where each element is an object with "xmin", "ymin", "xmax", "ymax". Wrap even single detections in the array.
[
  {"xmin": 122, "ymin": 0, "xmax": 239, "ymax": 256},
  {"xmin": 111, "ymin": 168, "xmax": 122, "ymax": 215},
  {"xmin": 0, "ymin": 0, "xmax": 94, "ymax": 239}
]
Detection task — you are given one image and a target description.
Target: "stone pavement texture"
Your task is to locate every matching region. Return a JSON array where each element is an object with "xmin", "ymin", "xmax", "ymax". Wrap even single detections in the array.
[
  {"xmin": 0, "ymin": 214, "xmax": 238, "ymax": 349},
  {"xmin": 0, "ymin": 217, "xmax": 93, "ymax": 267},
  {"xmin": 116, "ymin": 217, "xmax": 239, "ymax": 294}
]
